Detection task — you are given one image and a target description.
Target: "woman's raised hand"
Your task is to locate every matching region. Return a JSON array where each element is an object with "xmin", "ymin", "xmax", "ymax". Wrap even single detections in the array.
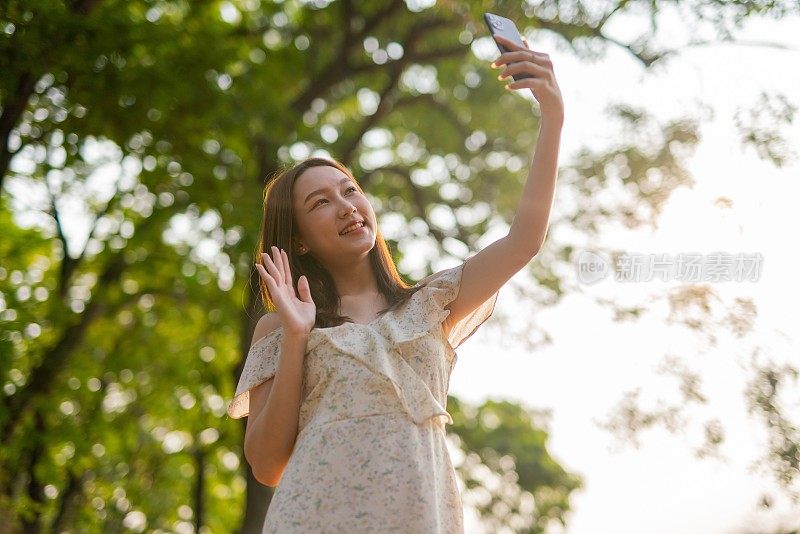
[
  {"xmin": 256, "ymin": 246, "xmax": 316, "ymax": 337},
  {"xmin": 491, "ymin": 34, "xmax": 564, "ymax": 124}
]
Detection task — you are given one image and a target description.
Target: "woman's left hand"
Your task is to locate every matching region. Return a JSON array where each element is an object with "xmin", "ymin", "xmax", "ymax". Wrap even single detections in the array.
[{"xmin": 491, "ymin": 34, "xmax": 564, "ymax": 123}]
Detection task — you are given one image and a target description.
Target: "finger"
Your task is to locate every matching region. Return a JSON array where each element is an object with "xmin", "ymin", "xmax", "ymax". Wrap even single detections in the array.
[
  {"xmin": 499, "ymin": 61, "xmax": 549, "ymax": 81},
  {"xmin": 256, "ymin": 263, "xmax": 275, "ymax": 287},
  {"xmin": 492, "ymin": 50, "xmax": 524, "ymax": 67},
  {"xmin": 298, "ymin": 275, "xmax": 312, "ymax": 303},
  {"xmin": 262, "ymin": 270, "xmax": 280, "ymax": 303},
  {"xmin": 280, "ymin": 248, "xmax": 291, "ymax": 286},
  {"xmin": 262, "ymin": 252, "xmax": 282, "ymax": 283},
  {"xmin": 506, "ymin": 78, "xmax": 548, "ymax": 90},
  {"xmin": 271, "ymin": 246, "xmax": 284, "ymax": 283},
  {"xmin": 493, "ymin": 50, "xmax": 547, "ymax": 68}
]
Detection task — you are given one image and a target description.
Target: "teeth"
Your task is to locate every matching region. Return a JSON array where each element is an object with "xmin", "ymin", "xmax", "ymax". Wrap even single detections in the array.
[{"xmin": 340, "ymin": 221, "xmax": 364, "ymax": 235}]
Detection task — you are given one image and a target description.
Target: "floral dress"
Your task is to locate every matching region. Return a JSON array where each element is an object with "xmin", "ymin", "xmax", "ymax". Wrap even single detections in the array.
[{"xmin": 227, "ymin": 260, "xmax": 498, "ymax": 533}]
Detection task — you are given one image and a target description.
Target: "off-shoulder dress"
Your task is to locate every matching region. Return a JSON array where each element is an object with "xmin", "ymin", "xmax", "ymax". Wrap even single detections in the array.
[{"xmin": 227, "ymin": 260, "xmax": 498, "ymax": 533}]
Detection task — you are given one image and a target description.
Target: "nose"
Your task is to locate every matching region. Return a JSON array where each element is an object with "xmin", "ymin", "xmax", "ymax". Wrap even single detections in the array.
[{"xmin": 340, "ymin": 203, "xmax": 357, "ymax": 217}]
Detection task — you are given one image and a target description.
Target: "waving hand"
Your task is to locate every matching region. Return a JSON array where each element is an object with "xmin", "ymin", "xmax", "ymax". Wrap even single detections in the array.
[{"xmin": 256, "ymin": 246, "xmax": 316, "ymax": 337}]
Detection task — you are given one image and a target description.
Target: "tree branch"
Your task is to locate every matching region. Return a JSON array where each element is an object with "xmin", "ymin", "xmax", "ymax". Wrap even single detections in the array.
[
  {"xmin": 0, "ymin": 188, "xmax": 188, "ymax": 445},
  {"xmin": 393, "ymin": 93, "xmax": 471, "ymax": 139},
  {"xmin": 0, "ymin": 71, "xmax": 37, "ymax": 193},
  {"xmin": 43, "ymin": 168, "xmax": 74, "ymax": 297},
  {"xmin": 337, "ymin": 59, "xmax": 407, "ymax": 166},
  {"xmin": 290, "ymin": 14, "xmax": 455, "ymax": 116},
  {"xmin": 363, "ymin": 164, "xmax": 447, "ymax": 245}
]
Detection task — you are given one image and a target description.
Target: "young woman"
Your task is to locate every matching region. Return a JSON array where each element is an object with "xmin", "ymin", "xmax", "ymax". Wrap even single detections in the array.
[{"xmin": 227, "ymin": 34, "xmax": 563, "ymax": 532}]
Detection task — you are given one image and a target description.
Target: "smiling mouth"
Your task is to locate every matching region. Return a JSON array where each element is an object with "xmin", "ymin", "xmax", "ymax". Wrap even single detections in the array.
[{"xmin": 339, "ymin": 221, "xmax": 366, "ymax": 236}]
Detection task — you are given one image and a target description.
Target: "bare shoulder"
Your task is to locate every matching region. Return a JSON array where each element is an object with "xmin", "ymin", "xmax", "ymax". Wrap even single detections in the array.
[{"xmin": 251, "ymin": 312, "xmax": 282, "ymax": 347}]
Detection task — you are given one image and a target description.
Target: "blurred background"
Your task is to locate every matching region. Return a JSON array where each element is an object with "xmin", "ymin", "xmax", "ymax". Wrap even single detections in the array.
[{"xmin": 1, "ymin": 1, "xmax": 799, "ymax": 533}]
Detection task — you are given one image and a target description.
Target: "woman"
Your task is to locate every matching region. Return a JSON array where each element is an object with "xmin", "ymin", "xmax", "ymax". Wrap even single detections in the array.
[{"xmin": 227, "ymin": 34, "xmax": 563, "ymax": 533}]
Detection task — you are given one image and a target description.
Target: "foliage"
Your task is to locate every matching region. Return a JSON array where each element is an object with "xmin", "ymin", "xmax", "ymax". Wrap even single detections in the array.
[{"xmin": 2, "ymin": 0, "xmax": 797, "ymax": 532}]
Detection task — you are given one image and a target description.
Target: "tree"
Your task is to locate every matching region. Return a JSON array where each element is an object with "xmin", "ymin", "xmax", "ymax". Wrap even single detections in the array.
[{"xmin": 1, "ymin": 0, "xmax": 796, "ymax": 531}]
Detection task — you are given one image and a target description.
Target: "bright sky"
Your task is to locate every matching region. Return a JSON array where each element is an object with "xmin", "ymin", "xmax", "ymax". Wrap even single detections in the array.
[{"xmin": 450, "ymin": 8, "xmax": 800, "ymax": 534}]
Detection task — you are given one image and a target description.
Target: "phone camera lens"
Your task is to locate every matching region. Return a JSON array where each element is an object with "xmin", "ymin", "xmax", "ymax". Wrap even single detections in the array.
[{"xmin": 492, "ymin": 19, "xmax": 503, "ymax": 29}]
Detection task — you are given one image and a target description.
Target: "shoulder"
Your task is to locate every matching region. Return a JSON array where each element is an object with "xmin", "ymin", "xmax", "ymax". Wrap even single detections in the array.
[
  {"xmin": 416, "ymin": 269, "xmax": 458, "ymax": 337},
  {"xmin": 251, "ymin": 312, "xmax": 282, "ymax": 347},
  {"xmin": 416, "ymin": 267, "xmax": 453, "ymax": 287}
]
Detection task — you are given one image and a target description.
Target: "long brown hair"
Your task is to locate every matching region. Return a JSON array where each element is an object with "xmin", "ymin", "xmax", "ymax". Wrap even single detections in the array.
[{"xmin": 256, "ymin": 157, "xmax": 427, "ymax": 329}]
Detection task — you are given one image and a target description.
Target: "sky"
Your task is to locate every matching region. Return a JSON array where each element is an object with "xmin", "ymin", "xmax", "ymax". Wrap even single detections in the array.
[{"xmin": 449, "ymin": 7, "xmax": 800, "ymax": 534}]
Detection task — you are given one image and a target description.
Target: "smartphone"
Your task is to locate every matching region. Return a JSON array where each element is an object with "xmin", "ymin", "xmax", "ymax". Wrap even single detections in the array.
[{"xmin": 483, "ymin": 12, "xmax": 534, "ymax": 81}]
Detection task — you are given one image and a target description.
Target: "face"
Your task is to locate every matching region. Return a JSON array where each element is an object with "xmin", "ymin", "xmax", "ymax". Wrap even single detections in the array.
[{"xmin": 291, "ymin": 165, "xmax": 377, "ymax": 264}]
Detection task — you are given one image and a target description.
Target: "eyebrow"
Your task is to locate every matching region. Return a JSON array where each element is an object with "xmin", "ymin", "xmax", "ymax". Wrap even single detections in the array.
[{"xmin": 304, "ymin": 177, "xmax": 352, "ymax": 205}]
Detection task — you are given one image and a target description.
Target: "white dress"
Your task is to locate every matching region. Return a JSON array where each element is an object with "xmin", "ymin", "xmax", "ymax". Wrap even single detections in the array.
[{"xmin": 227, "ymin": 260, "xmax": 498, "ymax": 533}]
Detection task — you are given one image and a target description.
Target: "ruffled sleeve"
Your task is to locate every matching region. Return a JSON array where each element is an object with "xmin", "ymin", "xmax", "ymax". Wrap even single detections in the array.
[
  {"xmin": 226, "ymin": 328, "xmax": 283, "ymax": 419},
  {"xmin": 420, "ymin": 259, "xmax": 498, "ymax": 351}
]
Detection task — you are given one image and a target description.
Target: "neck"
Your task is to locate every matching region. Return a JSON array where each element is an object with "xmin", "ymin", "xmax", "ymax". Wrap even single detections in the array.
[{"xmin": 326, "ymin": 256, "xmax": 381, "ymax": 298}]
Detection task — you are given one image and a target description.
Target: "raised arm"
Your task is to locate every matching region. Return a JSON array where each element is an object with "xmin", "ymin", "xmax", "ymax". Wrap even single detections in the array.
[{"xmin": 440, "ymin": 33, "xmax": 564, "ymax": 329}]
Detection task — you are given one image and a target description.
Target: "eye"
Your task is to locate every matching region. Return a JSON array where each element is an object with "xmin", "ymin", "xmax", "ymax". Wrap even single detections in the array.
[{"xmin": 312, "ymin": 186, "xmax": 358, "ymax": 208}]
